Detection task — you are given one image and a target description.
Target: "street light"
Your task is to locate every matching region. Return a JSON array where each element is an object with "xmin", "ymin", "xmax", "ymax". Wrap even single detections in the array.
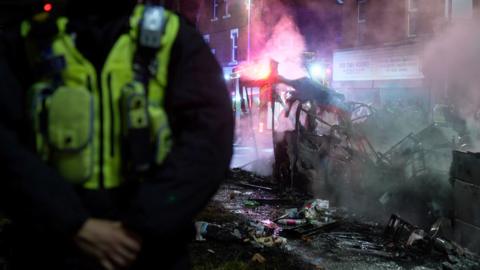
[{"xmin": 308, "ymin": 63, "xmax": 326, "ymax": 79}]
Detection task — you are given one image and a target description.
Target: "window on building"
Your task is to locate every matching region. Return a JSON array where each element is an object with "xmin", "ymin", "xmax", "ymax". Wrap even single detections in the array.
[
  {"xmin": 358, "ymin": 0, "xmax": 367, "ymax": 23},
  {"xmin": 409, "ymin": 0, "xmax": 419, "ymax": 10},
  {"xmin": 223, "ymin": 0, "xmax": 231, "ymax": 19},
  {"xmin": 211, "ymin": 0, "xmax": 219, "ymax": 22},
  {"xmin": 446, "ymin": 0, "xmax": 453, "ymax": 19},
  {"xmin": 408, "ymin": 0, "xmax": 419, "ymax": 37},
  {"xmin": 230, "ymin": 28, "xmax": 239, "ymax": 65},
  {"xmin": 203, "ymin": 34, "xmax": 216, "ymax": 54},
  {"xmin": 357, "ymin": 0, "xmax": 367, "ymax": 45},
  {"xmin": 203, "ymin": 35, "xmax": 210, "ymax": 43},
  {"xmin": 475, "ymin": 0, "xmax": 480, "ymax": 18}
]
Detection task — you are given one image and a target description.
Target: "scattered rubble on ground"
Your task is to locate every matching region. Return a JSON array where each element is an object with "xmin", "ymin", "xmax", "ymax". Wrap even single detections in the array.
[{"xmin": 190, "ymin": 169, "xmax": 480, "ymax": 270}]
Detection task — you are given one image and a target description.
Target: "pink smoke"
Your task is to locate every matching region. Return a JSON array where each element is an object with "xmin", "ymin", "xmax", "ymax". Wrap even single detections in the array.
[
  {"xmin": 244, "ymin": 2, "xmax": 307, "ymax": 81},
  {"xmin": 261, "ymin": 16, "xmax": 307, "ymax": 80}
]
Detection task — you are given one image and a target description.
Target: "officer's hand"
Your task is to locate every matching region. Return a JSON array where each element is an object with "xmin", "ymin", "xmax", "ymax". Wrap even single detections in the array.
[{"xmin": 75, "ymin": 218, "xmax": 142, "ymax": 270}]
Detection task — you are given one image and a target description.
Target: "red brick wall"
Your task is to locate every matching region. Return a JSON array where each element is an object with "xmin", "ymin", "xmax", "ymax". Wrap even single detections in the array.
[
  {"xmin": 339, "ymin": 0, "xmax": 444, "ymax": 49},
  {"xmin": 340, "ymin": 0, "xmax": 358, "ymax": 48},
  {"xmin": 197, "ymin": 0, "xmax": 250, "ymax": 66}
]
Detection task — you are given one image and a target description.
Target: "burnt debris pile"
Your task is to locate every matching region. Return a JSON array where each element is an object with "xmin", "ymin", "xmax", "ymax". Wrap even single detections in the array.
[
  {"xmin": 271, "ymin": 82, "xmax": 469, "ymax": 228},
  {"xmin": 195, "ymin": 169, "xmax": 480, "ymax": 269}
]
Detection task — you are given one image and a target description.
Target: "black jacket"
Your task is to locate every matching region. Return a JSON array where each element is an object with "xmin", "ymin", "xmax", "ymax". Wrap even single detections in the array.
[{"xmin": 0, "ymin": 8, "xmax": 233, "ymax": 250}]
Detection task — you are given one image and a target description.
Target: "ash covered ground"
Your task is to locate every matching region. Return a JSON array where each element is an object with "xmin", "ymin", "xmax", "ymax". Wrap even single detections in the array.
[{"xmin": 189, "ymin": 169, "xmax": 480, "ymax": 270}]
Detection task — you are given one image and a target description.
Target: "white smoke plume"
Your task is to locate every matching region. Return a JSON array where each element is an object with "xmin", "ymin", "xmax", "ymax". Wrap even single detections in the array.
[{"xmin": 422, "ymin": 17, "xmax": 480, "ymax": 150}]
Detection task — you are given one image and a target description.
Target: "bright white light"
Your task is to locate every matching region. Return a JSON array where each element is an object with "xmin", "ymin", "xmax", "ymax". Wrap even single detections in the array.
[
  {"xmin": 309, "ymin": 64, "xmax": 325, "ymax": 79},
  {"xmin": 224, "ymin": 73, "xmax": 231, "ymax": 80}
]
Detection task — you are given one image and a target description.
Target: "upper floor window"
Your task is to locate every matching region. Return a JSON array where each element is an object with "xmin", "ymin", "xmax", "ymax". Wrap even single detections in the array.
[
  {"xmin": 203, "ymin": 35, "xmax": 210, "ymax": 43},
  {"xmin": 203, "ymin": 34, "xmax": 216, "ymax": 55},
  {"xmin": 358, "ymin": 0, "xmax": 367, "ymax": 23},
  {"xmin": 408, "ymin": 0, "xmax": 419, "ymax": 37},
  {"xmin": 223, "ymin": 0, "xmax": 232, "ymax": 19},
  {"xmin": 230, "ymin": 28, "xmax": 239, "ymax": 65},
  {"xmin": 357, "ymin": 0, "xmax": 367, "ymax": 45},
  {"xmin": 211, "ymin": 0, "xmax": 232, "ymax": 22},
  {"xmin": 211, "ymin": 0, "xmax": 219, "ymax": 22},
  {"xmin": 474, "ymin": 0, "xmax": 479, "ymax": 10}
]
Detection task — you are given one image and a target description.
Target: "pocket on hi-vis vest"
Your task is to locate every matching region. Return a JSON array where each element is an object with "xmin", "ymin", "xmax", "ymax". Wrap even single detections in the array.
[
  {"xmin": 149, "ymin": 105, "xmax": 172, "ymax": 165},
  {"xmin": 47, "ymin": 86, "xmax": 94, "ymax": 184}
]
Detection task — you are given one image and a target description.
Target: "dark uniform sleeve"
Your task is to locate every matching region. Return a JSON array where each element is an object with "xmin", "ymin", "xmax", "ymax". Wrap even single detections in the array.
[
  {"xmin": 0, "ymin": 31, "xmax": 89, "ymax": 239},
  {"xmin": 124, "ymin": 18, "xmax": 234, "ymax": 239}
]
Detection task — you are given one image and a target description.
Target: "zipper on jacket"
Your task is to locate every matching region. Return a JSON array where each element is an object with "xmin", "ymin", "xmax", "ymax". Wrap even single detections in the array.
[
  {"xmin": 87, "ymin": 75, "xmax": 104, "ymax": 189},
  {"xmin": 107, "ymin": 73, "xmax": 115, "ymax": 157},
  {"xmin": 90, "ymin": 73, "xmax": 105, "ymax": 190}
]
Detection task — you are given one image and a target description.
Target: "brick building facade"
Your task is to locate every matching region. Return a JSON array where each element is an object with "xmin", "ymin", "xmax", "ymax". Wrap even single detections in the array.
[
  {"xmin": 195, "ymin": 0, "xmax": 249, "ymax": 68},
  {"xmin": 339, "ymin": 0, "xmax": 444, "ymax": 49},
  {"xmin": 195, "ymin": 0, "xmax": 343, "ymax": 73},
  {"xmin": 332, "ymin": 0, "xmax": 476, "ymax": 107}
]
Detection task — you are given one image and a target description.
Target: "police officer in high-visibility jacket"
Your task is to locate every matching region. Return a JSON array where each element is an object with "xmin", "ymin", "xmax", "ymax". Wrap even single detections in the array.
[{"xmin": 0, "ymin": 0, "xmax": 233, "ymax": 269}]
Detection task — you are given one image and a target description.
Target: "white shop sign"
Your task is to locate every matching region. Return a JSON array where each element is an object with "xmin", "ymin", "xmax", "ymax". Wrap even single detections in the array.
[{"xmin": 333, "ymin": 45, "xmax": 424, "ymax": 81}]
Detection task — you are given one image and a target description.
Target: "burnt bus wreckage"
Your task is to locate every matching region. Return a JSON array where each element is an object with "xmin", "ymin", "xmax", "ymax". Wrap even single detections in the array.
[{"xmin": 233, "ymin": 59, "xmax": 471, "ymax": 233}]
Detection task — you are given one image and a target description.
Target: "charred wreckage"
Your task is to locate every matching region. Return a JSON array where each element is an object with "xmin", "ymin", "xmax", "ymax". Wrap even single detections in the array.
[{"xmin": 224, "ymin": 58, "xmax": 480, "ymax": 265}]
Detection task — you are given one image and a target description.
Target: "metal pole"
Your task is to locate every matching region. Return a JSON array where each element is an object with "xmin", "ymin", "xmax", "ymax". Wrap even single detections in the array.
[{"xmin": 247, "ymin": 0, "xmax": 252, "ymax": 62}]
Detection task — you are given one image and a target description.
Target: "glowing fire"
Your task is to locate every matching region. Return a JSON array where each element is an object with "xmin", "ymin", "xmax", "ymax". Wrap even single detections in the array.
[
  {"xmin": 257, "ymin": 63, "xmax": 272, "ymax": 80},
  {"xmin": 259, "ymin": 122, "xmax": 264, "ymax": 133},
  {"xmin": 233, "ymin": 11, "xmax": 309, "ymax": 81},
  {"xmin": 235, "ymin": 59, "xmax": 272, "ymax": 81},
  {"xmin": 250, "ymin": 16, "xmax": 307, "ymax": 80}
]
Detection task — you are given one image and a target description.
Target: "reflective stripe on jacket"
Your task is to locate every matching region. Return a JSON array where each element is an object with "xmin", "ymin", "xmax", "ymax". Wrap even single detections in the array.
[{"xmin": 22, "ymin": 5, "xmax": 179, "ymax": 189}]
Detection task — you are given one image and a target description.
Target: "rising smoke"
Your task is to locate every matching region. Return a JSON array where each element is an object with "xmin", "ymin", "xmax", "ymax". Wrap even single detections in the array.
[
  {"xmin": 234, "ymin": 0, "xmax": 307, "ymax": 175},
  {"xmin": 317, "ymin": 17, "xmax": 480, "ymax": 225},
  {"xmin": 318, "ymin": 16, "xmax": 480, "ymax": 226},
  {"xmin": 237, "ymin": 3, "xmax": 480, "ymax": 229},
  {"xmin": 249, "ymin": 0, "xmax": 307, "ymax": 79},
  {"xmin": 423, "ymin": 17, "xmax": 480, "ymax": 150}
]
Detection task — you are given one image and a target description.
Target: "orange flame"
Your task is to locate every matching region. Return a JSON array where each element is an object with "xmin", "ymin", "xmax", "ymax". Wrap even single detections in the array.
[{"xmin": 235, "ymin": 60, "xmax": 272, "ymax": 81}]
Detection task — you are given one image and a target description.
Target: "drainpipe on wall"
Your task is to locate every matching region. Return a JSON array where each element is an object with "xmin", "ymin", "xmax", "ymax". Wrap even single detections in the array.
[{"xmin": 247, "ymin": 0, "xmax": 252, "ymax": 62}]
